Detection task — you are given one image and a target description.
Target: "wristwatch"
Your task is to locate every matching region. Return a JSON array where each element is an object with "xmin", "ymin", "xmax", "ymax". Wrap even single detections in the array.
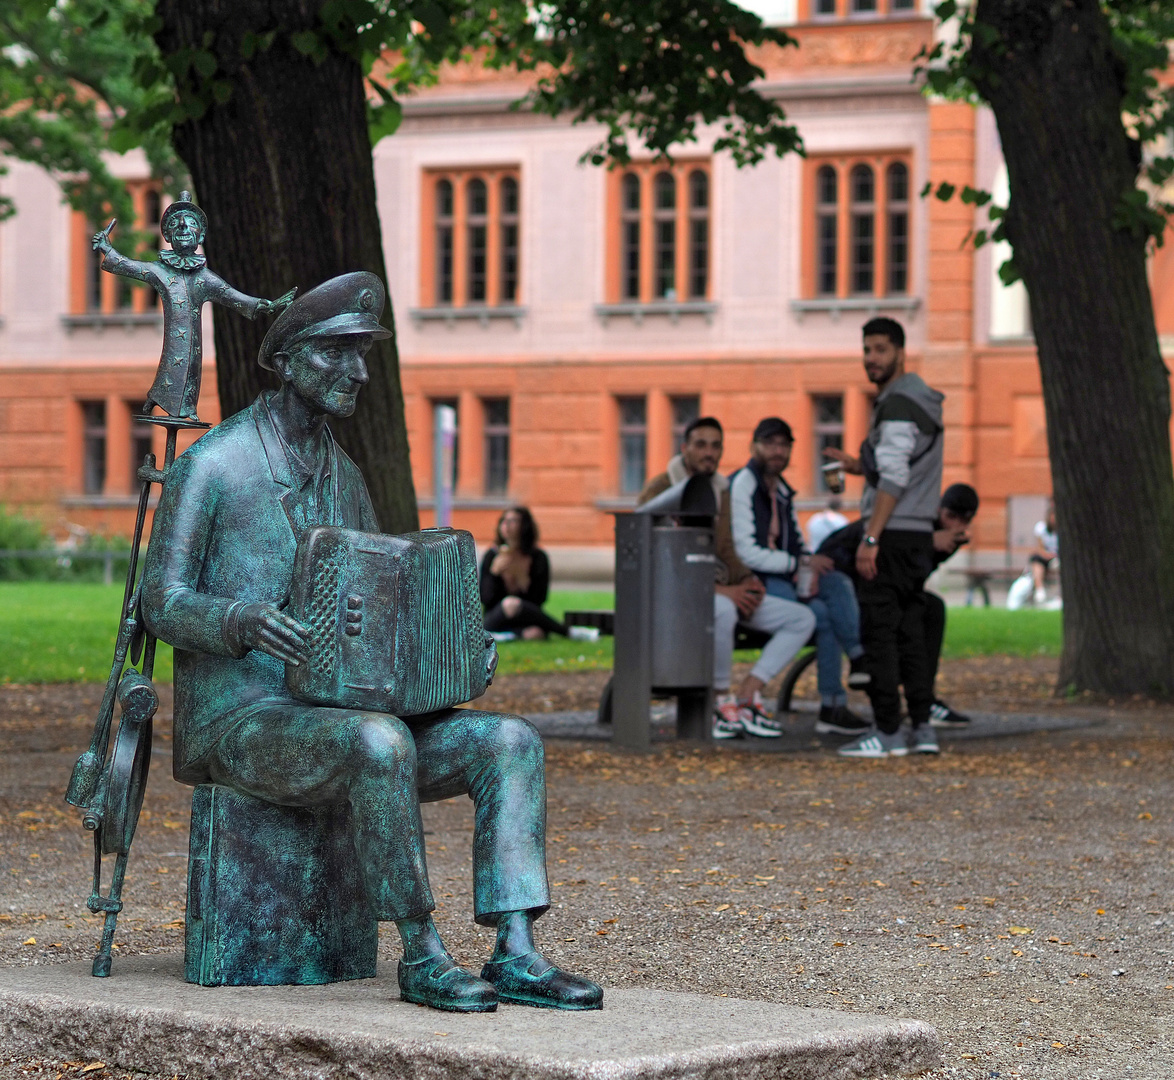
[{"xmin": 863, "ymin": 534, "xmax": 879, "ymax": 547}]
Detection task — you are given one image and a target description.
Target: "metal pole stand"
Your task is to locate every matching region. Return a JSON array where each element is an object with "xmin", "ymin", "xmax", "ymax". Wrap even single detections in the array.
[{"xmin": 64, "ymin": 414, "xmax": 209, "ymax": 977}]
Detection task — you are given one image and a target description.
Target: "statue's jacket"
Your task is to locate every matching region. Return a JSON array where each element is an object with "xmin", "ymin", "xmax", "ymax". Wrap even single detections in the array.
[
  {"xmin": 101, "ymin": 248, "xmax": 264, "ymax": 418},
  {"xmin": 142, "ymin": 392, "xmax": 377, "ymax": 783}
]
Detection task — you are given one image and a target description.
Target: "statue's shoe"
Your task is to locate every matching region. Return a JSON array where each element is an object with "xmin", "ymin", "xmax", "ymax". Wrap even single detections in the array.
[
  {"xmin": 480, "ymin": 951, "xmax": 603, "ymax": 1010},
  {"xmin": 398, "ymin": 952, "xmax": 498, "ymax": 1012}
]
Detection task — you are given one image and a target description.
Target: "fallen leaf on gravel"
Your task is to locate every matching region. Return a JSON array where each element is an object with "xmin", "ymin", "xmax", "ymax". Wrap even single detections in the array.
[
  {"xmin": 22, "ymin": 937, "xmax": 34, "ymax": 945},
  {"xmin": 1028, "ymin": 997, "xmax": 1043, "ymax": 1003},
  {"xmin": 1097, "ymin": 908, "xmax": 1106, "ymax": 915},
  {"xmin": 1008, "ymin": 926, "xmax": 1033, "ymax": 935},
  {"xmin": 1052, "ymin": 1042, "xmax": 1065, "ymax": 1049},
  {"xmin": 80, "ymin": 1065, "xmax": 106, "ymax": 1074},
  {"xmin": 714, "ymin": 904, "xmax": 731, "ymax": 912},
  {"xmin": 1138, "ymin": 812, "xmax": 1152, "ymax": 819}
]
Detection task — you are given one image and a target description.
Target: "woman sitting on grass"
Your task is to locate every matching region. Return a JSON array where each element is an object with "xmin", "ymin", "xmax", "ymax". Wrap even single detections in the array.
[{"xmin": 481, "ymin": 507, "xmax": 572, "ymax": 640}]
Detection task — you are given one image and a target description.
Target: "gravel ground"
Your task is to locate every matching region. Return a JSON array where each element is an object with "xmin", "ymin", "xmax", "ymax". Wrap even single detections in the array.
[{"xmin": 2, "ymin": 675, "xmax": 1172, "ymax": 1080}]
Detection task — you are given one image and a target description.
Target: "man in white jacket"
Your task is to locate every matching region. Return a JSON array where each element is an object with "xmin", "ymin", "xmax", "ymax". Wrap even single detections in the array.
[{"xmin": 730, "ymin": 418, "xmax": 871, "ymax": 738}]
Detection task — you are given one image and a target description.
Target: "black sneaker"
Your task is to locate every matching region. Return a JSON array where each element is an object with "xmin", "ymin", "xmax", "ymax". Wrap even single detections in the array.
[
  {"xmin": 847, "ymin": 655, "xmax": 871, "ymax": 689},
  {"xmin": 814, "ymin": 704, "xmax": 871, "ymax": 736},
  {"xmin": 929, "ymin": 699, "xmax": 970, "ymax": 729}
]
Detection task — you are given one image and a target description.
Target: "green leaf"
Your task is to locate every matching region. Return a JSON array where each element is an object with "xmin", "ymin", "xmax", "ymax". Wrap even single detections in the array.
[
  {"xmin": 997, "ymin": 258, "xmax": 1021, "ymax": 287},
  {"xmin": 192, "ymin": 49, "xmax": 217, "ymax": 80},
  {"xmin": 934, "ymin": 182, "xmax": 956, "ymax": 202},
  {"xmin": 290, "ymin": 30, "xmax": 322, "ymax": 57}
]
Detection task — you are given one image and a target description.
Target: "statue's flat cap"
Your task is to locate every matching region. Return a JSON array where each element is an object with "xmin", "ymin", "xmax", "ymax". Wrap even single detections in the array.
[{"xmin": 259, "ymin": 271, "xmax": 392, "ymax": 371}]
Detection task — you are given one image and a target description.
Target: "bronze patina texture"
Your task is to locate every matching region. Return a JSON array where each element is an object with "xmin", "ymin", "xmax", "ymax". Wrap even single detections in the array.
[
  {"xmin": 138, "ymin": 272, "xmax": 601, "ymax": 1012},
  {"xmin": 92, "ymin": 192, "xmax": 295, "ymax": 420}
]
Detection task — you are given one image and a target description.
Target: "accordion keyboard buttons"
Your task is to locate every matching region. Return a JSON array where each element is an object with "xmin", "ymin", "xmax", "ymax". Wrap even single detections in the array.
[{"xmin": 345, "ymin": 595, "xmax": 363, "ymax": 636}]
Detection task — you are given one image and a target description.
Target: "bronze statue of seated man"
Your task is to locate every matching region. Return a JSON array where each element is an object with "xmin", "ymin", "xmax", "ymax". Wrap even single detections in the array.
[{"xmin": 141, "ymin": 272, "xmax": 601, "ymax": 1012}]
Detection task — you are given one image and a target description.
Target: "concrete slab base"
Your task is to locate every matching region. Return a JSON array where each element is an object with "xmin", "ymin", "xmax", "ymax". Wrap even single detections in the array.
[{"xmin": 0, "ymin": 955, "xmax": 939, "ymax": 1080}]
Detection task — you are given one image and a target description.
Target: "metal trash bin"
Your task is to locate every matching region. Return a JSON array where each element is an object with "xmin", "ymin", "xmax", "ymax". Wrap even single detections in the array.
[{"xmin": 608, "ymin": 475, "xmax": 717, "ymax": 749}]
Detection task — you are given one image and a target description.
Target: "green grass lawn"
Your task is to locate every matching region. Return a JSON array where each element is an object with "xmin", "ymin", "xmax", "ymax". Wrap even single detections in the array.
[{"xmin": 0, "ymin": 583, "xmax": 1061, "ymax": 684}]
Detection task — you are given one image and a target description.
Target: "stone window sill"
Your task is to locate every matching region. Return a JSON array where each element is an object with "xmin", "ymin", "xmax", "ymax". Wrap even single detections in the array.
[
  {"xmin": 62, "ymin": 312, "xmax": 164, "ymax": 332},
  {"xmin": 409, "ymin": 306, "xmax": 526, "ymax": 328},
  {"xmin": 595, "ymin": 496, "xmax": 640, "ymax": 512},
  {"xmin": 416, "ymin": 495, "xmax": 515, "ymax": 511},
  {"xmin": 594, "ymin": 301, "xmax": 718, "ymax": 327},
  {"xmin": 790, "ymin": 296, "xmax": 920, "ymax": 323}
]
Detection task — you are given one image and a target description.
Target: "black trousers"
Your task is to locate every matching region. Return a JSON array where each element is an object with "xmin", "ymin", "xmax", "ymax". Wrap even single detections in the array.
[
  {"xmin": 484, "ymin": 599, "xmax": 568, "ymax": 637},
  {"xmin": 923, "ymin": 590, "xmax": 946, "ymax": 695},
  {"xmin": 858, "ymin": 531, "xmax": 935, "ymax": 734}
]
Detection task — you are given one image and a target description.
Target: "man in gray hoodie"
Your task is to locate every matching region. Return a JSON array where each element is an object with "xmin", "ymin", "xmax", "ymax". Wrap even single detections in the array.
[{"xmin": 825, "ymin": 317, "xmax": 944, "ymax": 758}]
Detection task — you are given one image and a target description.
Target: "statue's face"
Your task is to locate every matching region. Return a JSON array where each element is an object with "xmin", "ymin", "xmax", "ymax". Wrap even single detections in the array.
[
  {"xmin": 280, "ymin": 334, "xmax": 372, "ymax": 418},
  {"xmin": 163, "ymin": 211, "xmax": 204, "ymax": 254}
]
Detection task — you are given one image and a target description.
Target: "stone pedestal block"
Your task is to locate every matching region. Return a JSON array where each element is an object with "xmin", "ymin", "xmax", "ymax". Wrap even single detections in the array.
[
  {"xmin": 0, "ymin": 957, "xmax": 942, "ymax": 1080},
  {"xmin": 185, "ymin": 783, "xmax": 377, "ymax": 986}
]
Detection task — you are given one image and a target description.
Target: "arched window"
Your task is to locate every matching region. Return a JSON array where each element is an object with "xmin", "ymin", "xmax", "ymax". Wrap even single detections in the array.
[
  {"xmin": 886, "ymin": 162, "xmax": 908, "ymax": 295},
  {"xmin": 688, "ymin": 169, "xmax": 709, "ymax": 299},
  {"xmin": 653, "ymin": 171, "xmax": 676, "ymax": 299},
  {"xmin": 621, "ymin": 172, "xmax": 641, "ymax": 300},
  {"xmin": 816, "ymin": 165, "xmax": 838, "ymax": 296},
  {"xmin": 500, "ymin": 176, "xmax": 519, "ymax": 304},
  {"xmin": 435, "ymin": 179, "xmax": 454, "ymax": 304},
  {"xmin": 850, "ymin": 164, "xmax": 875, "ymax": 294},
  {"xmin": 466, "ymin": 178, "xmax": 488, "ymax": 303}
]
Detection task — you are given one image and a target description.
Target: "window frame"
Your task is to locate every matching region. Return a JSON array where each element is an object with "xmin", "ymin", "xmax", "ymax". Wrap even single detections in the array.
[
  {"xmin": 482, "ymin": 397, "xmax": 511, "ymax": 496},
  {"xmin": 71, "ymin": 180, "xmax": 165, "ymax": 315},
  {"xmin": 804, "ymin": 152, "xmax": 913, "ymax": 301},
  {"xmin": 802, "ymin": 0, "xmax": 921, "ymax": 17},
  {"xmin": 616, "ymin": 395, "xmax": 648, "ymax": 496},
  {"xmin": 81, "ymin": 400, "xmax": 107, "ymax": 496},
  {"xmin": 606, "ymin": 160, "xmax": 712, "ymax": 304},
  {"xmin": 811, "ymin": 394, "xmax": 846, "ymax": 493},
  {"xmin": 421, "ymin": 166, "xmax": 522, "ymax": 309}
]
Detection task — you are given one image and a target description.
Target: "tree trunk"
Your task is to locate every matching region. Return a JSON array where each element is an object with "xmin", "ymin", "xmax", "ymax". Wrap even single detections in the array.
[
  {"xmin": 154, "ymin": 0, "xmax": 418, "ymax": 533},
  {"xmin": 973, "ymin": 0, "xmax": 1174, "ymax": 694}
]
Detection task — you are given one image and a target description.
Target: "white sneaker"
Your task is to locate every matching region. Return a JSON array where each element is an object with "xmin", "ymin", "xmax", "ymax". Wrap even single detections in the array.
[
  {"xmin": 738, "ymin": 693, "xmax": 783, "ymax": 738},
  {"xmin": 837, "ymin": 727, "xmax": 909, "ymax": 758},
  {"xmin": 568, "ymin": 625, "xmax": 601, "ymax": 642},
  {"xmin": 1033, "ymin": 588, "xmax": 1047, "ymax": 605},
  {"xmin": 713, "ymin": 694, "xmax": 745, "ymax": 740}
]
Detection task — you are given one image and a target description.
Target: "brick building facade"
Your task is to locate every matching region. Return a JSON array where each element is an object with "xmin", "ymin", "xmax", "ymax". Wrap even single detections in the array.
[{"xmin": 2, "ymin": 1, "xmax": 1171, "ymax": 574}]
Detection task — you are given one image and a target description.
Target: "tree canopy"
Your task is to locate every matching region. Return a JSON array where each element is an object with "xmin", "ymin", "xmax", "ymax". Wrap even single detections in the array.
[{"xmin": 1, "ymin": 0, "xmax": 804, "ymax": 224}]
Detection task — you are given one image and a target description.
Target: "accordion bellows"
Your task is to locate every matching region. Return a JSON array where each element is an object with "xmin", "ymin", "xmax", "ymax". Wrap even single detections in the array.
[{"xmin": 286, "ymin": 526, "xmax": 495, "ymax": 715}]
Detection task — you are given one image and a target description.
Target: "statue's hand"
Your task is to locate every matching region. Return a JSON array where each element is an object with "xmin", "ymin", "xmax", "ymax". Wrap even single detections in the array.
[
  {"xmin": 258, "ymin": 287, "xmax": 298, "ymax": 316},
  {"xmin": 234, "ymin": 602, "xmax": 311, "ymax": 665},
  {"xmin": 91, "ymin": 233, "xmax": 112, "ymax": 254}
]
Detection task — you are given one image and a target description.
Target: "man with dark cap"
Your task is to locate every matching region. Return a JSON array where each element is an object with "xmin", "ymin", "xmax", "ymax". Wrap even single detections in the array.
[
  {"xmin": 730, "ymin": 417, "xmax": 870, "ymax": 736},
  {"xmin": 143, "ymin": 272, "xmax": 600, "ymax": 1014}
]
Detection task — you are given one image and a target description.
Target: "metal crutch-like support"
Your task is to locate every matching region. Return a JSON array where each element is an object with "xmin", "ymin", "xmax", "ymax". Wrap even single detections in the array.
[{"xmin": 64, "ymin": 418, "xmax": 206, "ymax": 976}]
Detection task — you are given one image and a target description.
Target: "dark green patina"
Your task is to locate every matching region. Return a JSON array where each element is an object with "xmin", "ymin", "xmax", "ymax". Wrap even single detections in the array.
[{"xmin": 67, "ymin": 231, "xmax": 600, "ymax": 1011}]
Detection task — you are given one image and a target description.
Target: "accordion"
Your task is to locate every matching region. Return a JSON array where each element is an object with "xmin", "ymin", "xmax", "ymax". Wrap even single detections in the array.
[{"xmin": 285, "ymin": 526, "xmax": 496, "ymax": 715}]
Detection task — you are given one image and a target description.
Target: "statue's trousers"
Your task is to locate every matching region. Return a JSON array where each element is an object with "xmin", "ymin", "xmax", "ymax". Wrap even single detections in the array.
[{"xmin": 205, "ymin": 706, "xmax": 550, "ymax": 924}]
